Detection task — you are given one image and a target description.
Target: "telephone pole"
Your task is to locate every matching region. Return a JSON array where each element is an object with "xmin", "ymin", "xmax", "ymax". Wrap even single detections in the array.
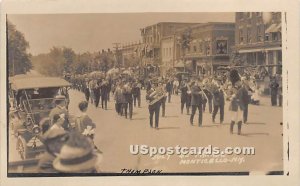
[{"xmin": 112, "ymin": 43, "xmax": 122, "ymax": 68}]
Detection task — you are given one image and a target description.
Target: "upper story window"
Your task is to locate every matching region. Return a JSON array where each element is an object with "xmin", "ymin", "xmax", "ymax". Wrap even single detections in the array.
[
  {"xmin": 239, "ymin": 29, "xmax": 244, "ymax": 44},
  {"xmin": 257, "ymin": 25, "xmax": 263, "ymax": 42},
  {"xmin": 247, "ymin": 27, "xmax": 252, "ymax": 43},
  {"xmin": 193, "ymin": 45, "xmax": 197, "ymax": 52}
]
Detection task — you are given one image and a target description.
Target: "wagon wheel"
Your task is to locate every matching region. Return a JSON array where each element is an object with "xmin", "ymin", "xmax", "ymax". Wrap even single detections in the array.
[{"xmin": 16, "ymin": 136, "xmax": 27, "ymax": 160}]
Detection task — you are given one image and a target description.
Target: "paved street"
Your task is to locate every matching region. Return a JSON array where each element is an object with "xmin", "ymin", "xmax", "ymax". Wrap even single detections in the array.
[{"xmin": 66, "ymin": 89, "xmax": 283, "ymax": 173}]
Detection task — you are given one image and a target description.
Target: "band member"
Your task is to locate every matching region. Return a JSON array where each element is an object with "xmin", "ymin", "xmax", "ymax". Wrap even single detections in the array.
[
  {"xmin": 190, "ymin": 80, "xmax": 204, "ymax": 126},
  {"xmin": 132, "ymin": 81, "xmax": 141, "ymax": 107},
  {"xmin": 180, "ymin": 80, "xmax": 190, "ymax": 114},
  {"xmin": 114, "ymin": 81, "xmax": 124, "ymax": 115},
  {"xmin": 212, "ymin": 86, "xmax": 225, "ymax": 124},
  {"xmin": 100, "ymin": 80, "xmax": 109, "ymax": 110},
  {"xmin": 93, "ymin": 80, "xmax": 101, "ymax": 108},
  {"xmin": 240, "ymin": 78, "xmax": 251, "ymax": 123},
  {"xmin": 146, "ymin": 85, "xmax": 162, "ymax": 129},
  {"xmin": 166, "ymin": 79, "xmax": 173, "ymax": 103},
  {"xmin": 123, "ymin": 81, "xmax": 134, "ymax": 119}
]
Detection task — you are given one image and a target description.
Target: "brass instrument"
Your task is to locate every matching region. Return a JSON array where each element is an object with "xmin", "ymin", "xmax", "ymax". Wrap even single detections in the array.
[{"xmin": 148, "ymin": 87, "xmax": 166, "ymax": 106}]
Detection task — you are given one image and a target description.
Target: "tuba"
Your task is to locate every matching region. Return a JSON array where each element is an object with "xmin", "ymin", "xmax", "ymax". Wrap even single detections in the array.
[{"xmin": 148, "ymin": 87, "xmax": 166, "ymax": 106}]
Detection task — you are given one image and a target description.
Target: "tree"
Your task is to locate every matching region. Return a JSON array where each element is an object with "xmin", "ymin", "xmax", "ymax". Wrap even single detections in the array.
[
  {"xmin": 31, "ymin": 47, "xmax": 67, "ymax": 76},
  {"xmin": 7, "ymin": 21, "xmax": 32, "ymax": 76},
  {"xmin": 62, "ymin": 47, "xmax": 76, "ymax": 73}
]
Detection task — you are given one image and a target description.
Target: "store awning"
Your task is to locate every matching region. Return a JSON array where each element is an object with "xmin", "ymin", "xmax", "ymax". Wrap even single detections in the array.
[
  {"xmin": 238, "ymin": 47, "xmax": 282, "ymax": 53},
  {"xmin": 265, "ymin": 23, "xmax": 281, "ymax": 33}
]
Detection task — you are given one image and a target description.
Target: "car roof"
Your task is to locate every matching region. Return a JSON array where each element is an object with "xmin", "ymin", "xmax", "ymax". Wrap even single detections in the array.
[{"xmin": 10, "ymin": 76, "xmax": 71, "ymax": 90}]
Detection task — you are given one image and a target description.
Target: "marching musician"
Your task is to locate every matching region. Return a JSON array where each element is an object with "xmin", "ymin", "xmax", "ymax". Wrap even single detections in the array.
[
  {"xmin": 146, "ymin": 84, "xmax": 163, "ymax": 129},
  {"xmin": 190, "ymin": 79, "xmax": 205, "ymax": 127},
  {"xmin": 179, "ymin": 79, "xmax": 190, "ymax": 115},
  {"xmin": 212, "ymin": 84, "xmax": 225, "ymax": 124},
  {"xmin": 100, "ymin": 79, "xmax": 109, "ymax": 110},
  {"xmin": 123, "ymin": 81, "xmax": 134, "ymax": 119}
]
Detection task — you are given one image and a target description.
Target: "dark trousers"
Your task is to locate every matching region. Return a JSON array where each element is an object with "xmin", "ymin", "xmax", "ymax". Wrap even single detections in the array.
[
  {"xmin": 116, "ymin": 103, "xmax": 122, "ymax": 115},
  {"xmin": 212, "ymin": 104, "xmax": 224, "ymax": 123},
  {"xmin": 190, "ymin": 105, "xmax": 203, "ymax": 126},
  {"xmin": 149, "ymin": 105, "xmax": 160, "ymax": 128},
  {"xmin": 94, "ymin": 94, "xmax": 100, "ymax": 107},
  {"xmin": 181, "ymin": 100, "xmax": 190, "ymax": 114},
  {"xmin": 101, "ymin": 95, "xmax": 107, "ymax": 109},
  {"xmin": 133, "ymin": 95, "xmax": 141, "ymax": 107},
  {"xmin": 123, "ymin": 102, "xmax": 133, "ymax": 119},
  {"xmin": 168, "ymin": 91, "xmax": 171, "ymax": 103},
  {"xmin": 271, "ymin": 93, "xmax": 277, "ymax": 106},
  {"xmin": 203, "ymin": 99, "xmax": 212, "ymax": 113},
  {"xmin": 243, "ymin": 104, "xmax": 248, "ymax": 123}
]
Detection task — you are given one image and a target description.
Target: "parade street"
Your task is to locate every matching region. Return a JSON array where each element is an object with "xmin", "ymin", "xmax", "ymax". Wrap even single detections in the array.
[{"xmin": 65, "ymin": 89, "xmax": 283, "ymax": 173}]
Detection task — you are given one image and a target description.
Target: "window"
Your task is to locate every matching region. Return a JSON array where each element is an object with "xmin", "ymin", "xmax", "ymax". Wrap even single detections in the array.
[
  {"xmin": 256, "ymin": 12, "xmax": 262, "ymax": 17},
  {"xmin": 257, "ymin": 25, "xmax": 263, "ymax": 42},
  {"xmin": 169, "ymin": 48, "xmax": 172, "ymax": 57},
  {"xmin": 272, "ymin": 33, "xmax": 278, "ymax": 41},
  {"xmin": 247, "ymin": 27, "xmax": 252, "ymax": 43},
  {"xmin": 193, "ymin": 45, "xmax": 197, "ymax": 52},
  {"xmin": 239, "ymin": 29, "xmax": 244, "ymax": 44},
  {"xmin": 199, "ymin": 42, "xmax": 203, "ymax": 53},
  {"xmin": 265, "ymin": 34, "xmax": 269, "ymax": 41}
]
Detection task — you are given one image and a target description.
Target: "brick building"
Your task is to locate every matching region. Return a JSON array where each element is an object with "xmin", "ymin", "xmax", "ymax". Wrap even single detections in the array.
[
  {"xmin": 234, "ymin": 12, "xmax": 282, "ymax": 75},
  {"xmin": 174, "ymin": 22, "xmax": 235, "ymax": 76},
  {"xmin": 140, "ymin": 22, "xmax": 198, "ymax": 68}
]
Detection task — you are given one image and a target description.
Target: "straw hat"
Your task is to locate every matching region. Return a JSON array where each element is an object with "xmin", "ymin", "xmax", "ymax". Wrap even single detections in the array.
[{"xmin": 53, "ymin": 132, "xmax": 100, "ymax": 173}]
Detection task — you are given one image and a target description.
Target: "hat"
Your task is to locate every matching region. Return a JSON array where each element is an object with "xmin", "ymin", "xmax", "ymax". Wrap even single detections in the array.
[
  {"xmin": 53, "ymin": 132, "xmax": 100, "ymax": 173},
  {"xmin": 42, "ymin": 127, "xmax": 67, "ymax": 142}
]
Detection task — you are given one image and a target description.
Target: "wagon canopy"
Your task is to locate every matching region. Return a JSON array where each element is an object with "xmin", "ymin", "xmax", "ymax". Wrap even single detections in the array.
[{"xmin": 10, "ymin": 76, "xmax": 71, "ymax": 90}]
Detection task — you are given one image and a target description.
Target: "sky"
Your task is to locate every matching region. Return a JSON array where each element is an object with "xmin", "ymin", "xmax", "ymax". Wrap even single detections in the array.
[{"xmin": 8, "ymin": 13, "xmax": 235, "ymax": 55}]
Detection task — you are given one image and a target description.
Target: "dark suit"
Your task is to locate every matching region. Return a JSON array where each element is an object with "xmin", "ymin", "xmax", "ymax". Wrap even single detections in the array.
[
  {"xmin": 190, "ymin": 85, "xmax": 203, "ymax": 126},
  {"xmin": 166, "ymin": 82, "xmax": 172, "ymax": 103},
  {"xmin": 146, "ymin": 89, "xmax": 161, "ymax": 128},
  {"xmin": 100, "ymin": 83, "xmax": 109, "ymax": 109},
  {"xmin": 240, "ymin": 86, "xmax": 250, "ymax": 123},
  {"xmin": 212, "ymin": 89, "xmax": 225, "ymax": 123}
]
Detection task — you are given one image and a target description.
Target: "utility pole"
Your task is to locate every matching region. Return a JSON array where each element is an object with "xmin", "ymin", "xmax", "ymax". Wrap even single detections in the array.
[{"xmin": 112, "ymin": 42, "xmax": 122, "ymax": 68}]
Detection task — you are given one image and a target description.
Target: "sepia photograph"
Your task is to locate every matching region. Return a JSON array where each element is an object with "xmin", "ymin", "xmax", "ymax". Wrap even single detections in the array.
[{"xmin": 5, "ymin": 12, "xmax": 285, "ymax": 176}]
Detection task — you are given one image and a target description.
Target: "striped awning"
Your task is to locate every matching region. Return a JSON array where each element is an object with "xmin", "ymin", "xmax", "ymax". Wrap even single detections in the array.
[{"xmin": 265, "ymin": 23, "xmax": 281, "ymax": 33}]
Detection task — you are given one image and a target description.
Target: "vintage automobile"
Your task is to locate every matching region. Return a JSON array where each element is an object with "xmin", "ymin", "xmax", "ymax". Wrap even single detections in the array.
[{"xmin": 9, "ymin": 75, "xmax": 71, "ymax": 160}]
